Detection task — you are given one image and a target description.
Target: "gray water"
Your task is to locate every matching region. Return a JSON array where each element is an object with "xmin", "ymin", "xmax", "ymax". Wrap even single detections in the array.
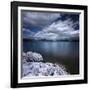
[{"xmin": 23, "ymin": 40, "xmax": 79, "ymax": 74}]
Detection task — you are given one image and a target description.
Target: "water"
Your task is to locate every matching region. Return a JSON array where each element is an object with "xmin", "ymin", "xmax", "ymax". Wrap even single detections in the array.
[{"xmin": 23, "ymin": 40, "xmax": 79, "ymax": 74}]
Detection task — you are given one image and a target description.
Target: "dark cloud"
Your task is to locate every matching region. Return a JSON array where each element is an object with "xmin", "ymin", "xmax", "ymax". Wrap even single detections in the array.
[
  {"xmin": 22, "ymin": 11, "xmax": 61, "ymax": 29},
  {"xmin": 22, "ymin": 11, "xmax": 80, "ymax": 40}
]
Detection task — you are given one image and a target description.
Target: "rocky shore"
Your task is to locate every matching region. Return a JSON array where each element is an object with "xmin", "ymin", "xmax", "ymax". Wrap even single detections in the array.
[{"xmin": 22, "ymin": 51, "xmax": 69, "ymax": 78}]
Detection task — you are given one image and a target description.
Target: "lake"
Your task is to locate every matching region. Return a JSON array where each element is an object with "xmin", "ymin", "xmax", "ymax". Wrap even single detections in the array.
[{"xmin": 23, "ymin": 40, "xmax": 79, "ymax": 74}]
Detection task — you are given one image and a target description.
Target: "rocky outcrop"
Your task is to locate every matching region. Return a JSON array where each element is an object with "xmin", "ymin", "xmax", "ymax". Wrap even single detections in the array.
[
  {"xmin": 22, "ymin": 51, "xmax": 69, "ymax": 78},
  {"xmin": 22, "ymin": 51, "xmax": 43, "ymax": 63}
]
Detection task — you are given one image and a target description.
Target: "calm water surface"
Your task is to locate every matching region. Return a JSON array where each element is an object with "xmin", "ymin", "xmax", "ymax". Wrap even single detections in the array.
[{"xmin": 23, "ymin": 40, "xmax": 79, "ymax": 74}]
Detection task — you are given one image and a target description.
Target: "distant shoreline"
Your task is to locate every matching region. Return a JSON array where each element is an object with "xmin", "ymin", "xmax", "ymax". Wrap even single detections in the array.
[{"xmin": 23, "ymin": 38, "xmax": 79, "ymax": 42}]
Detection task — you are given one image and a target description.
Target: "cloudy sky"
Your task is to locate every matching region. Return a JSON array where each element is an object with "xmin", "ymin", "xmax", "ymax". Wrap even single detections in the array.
[{"xmin": 22, "ymin": 11, "xmax": 79, "ymax": 40}]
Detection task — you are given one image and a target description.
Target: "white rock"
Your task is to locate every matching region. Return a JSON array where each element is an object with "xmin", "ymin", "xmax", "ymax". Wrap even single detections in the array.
[
  {"xmin": 22, "ymin": 62, "xmax": 69, "ymax": 77},
  {"xmin": 23, "ymin": 51, "xmax": 43, "ymax": 62},
  {"xmin": 32, "ymin": 52, "xmax": 43, "ymax": 62},
  {"xmin": 26, "ymin": 51, "xmax": 34, "ymax": 62},
  {"xmin": 22, "ymin": 63, "xmax": 32, "ymax": 76},
  {"xmin": 22, "ymin": 52, "xmax": 27, "ymax": 63},
  {"xmin": 22, "ymin": 51, "xmax": 69, "ymax": 77}
]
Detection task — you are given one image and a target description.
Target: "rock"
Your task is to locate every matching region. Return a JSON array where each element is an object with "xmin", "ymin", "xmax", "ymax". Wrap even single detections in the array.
[
  {"xmin": 32, "ymin": 52, "xmax": 43, "ymax": 62},
  {"xmin": 22, "ymin": 62, "xmax": 69, "ymax": 77},
  {"xmin": 26, "ymin": 51, "xmax": 34, "ymax": 62},
  {"xmin": 22, "ymin": 51, "xmax": 69, "ymax": 78},
  {"xmin": 22, "ymin": 52, "xmax": 27, "ymax": 63},
  {"xmin": 22, "ymin": 51, "xmax": 43, "ymax": 62}
]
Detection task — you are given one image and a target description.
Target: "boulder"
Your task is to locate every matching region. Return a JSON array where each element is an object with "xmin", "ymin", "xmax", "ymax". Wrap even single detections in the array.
[{"xmin": 22, "ymin": 51, "xmax": 43, "ymax": 62}]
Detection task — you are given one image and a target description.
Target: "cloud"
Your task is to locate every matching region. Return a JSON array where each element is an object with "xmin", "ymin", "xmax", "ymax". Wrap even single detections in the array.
[
  {"xmin": 22, "ymin": 11, "xmax": 60, "ymax": 28},
  {"xmin": 33, "ymin": 18, "xmax": 79, "ymax": 40},
  {"xmin": 23, "ymin": 28, "xmax": 35, "ymax": 39},
  {"xmin": 22, "ymin": 11, "xmax": 79, "ymax": 40}
]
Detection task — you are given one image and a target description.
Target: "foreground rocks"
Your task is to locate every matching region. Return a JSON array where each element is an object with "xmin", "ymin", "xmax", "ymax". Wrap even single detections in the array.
[{"xmin": 22, "ymin": 51, "xmax": 69, "ymax": 77}]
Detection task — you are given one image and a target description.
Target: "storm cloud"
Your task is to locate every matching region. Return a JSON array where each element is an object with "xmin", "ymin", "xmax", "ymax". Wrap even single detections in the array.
[{"xmin": 22, "ymin": 11, "xmax": 79, "ymax": 40}]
